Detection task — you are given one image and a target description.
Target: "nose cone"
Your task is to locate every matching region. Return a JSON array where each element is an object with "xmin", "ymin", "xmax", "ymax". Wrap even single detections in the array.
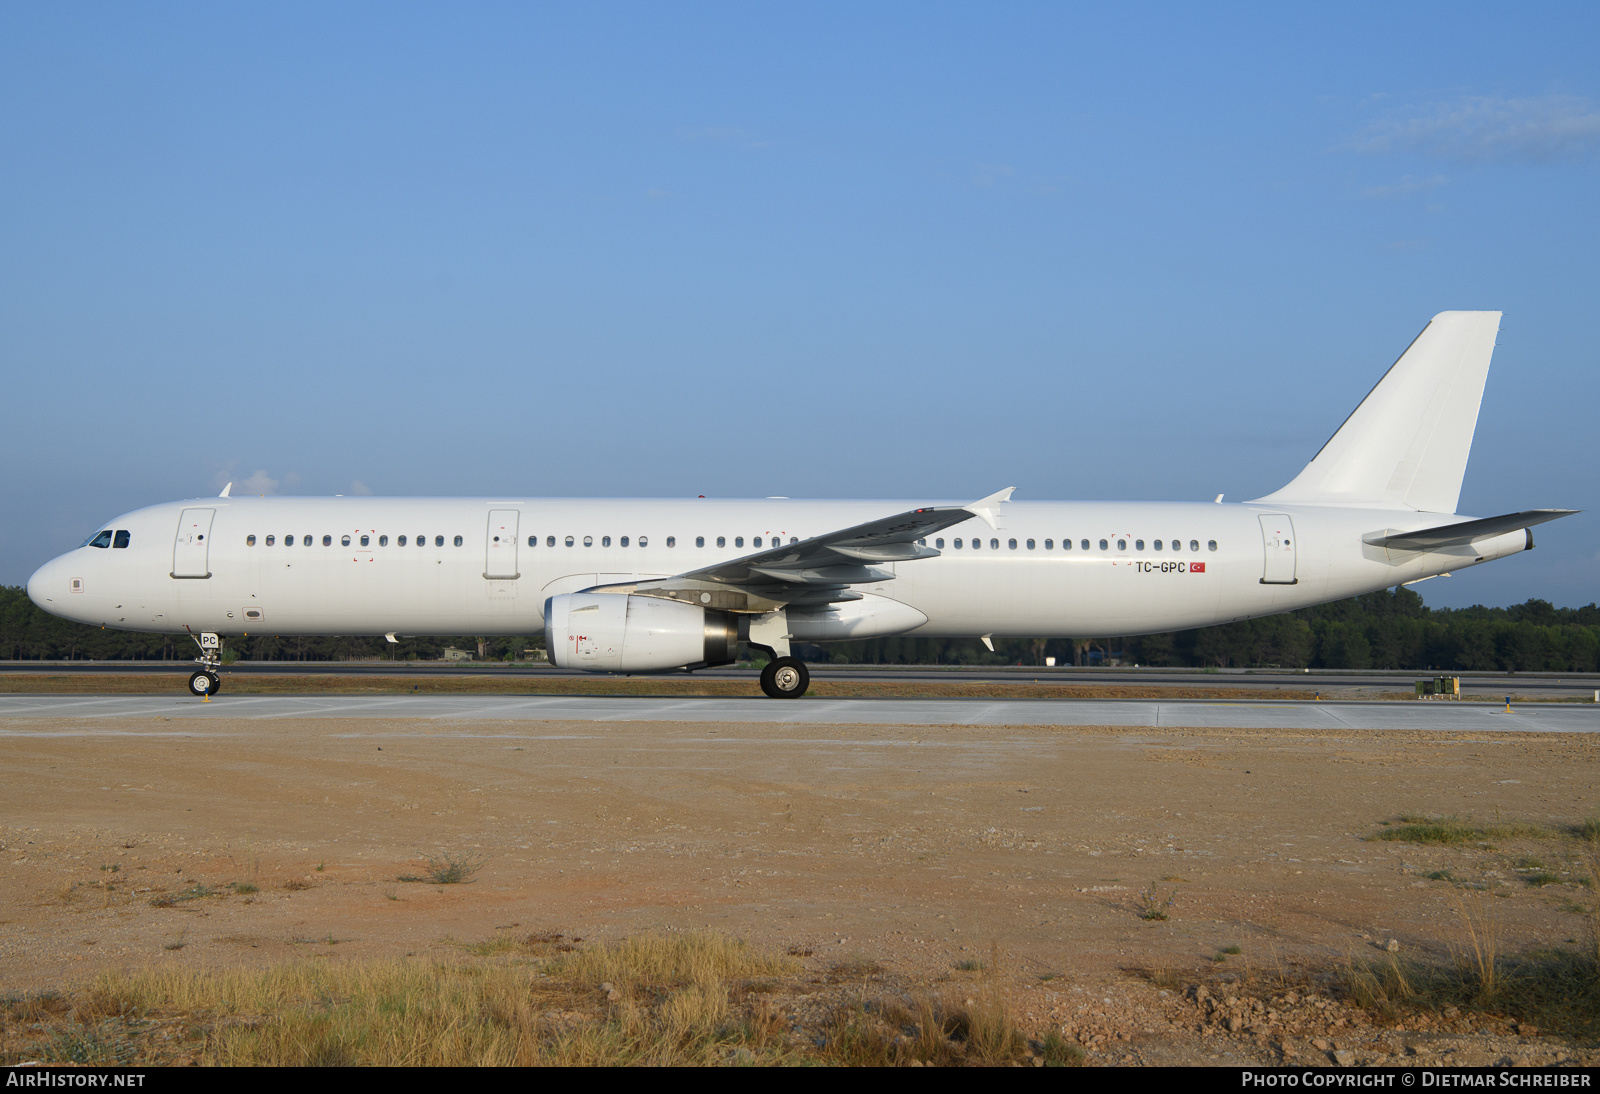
[{"xmin": 27, "ymin": 555, "xmax": 66, "ymax": 612}]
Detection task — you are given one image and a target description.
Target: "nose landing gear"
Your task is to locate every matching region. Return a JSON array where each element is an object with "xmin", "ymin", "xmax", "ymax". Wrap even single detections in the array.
[{"xmin": 184, "ymin": 628, "xmax": 224, "ymax": 699}]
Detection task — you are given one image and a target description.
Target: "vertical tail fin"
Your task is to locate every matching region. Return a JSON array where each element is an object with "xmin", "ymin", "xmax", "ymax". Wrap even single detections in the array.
[{"xmin": 1257, "ymin": 311, "xmax": 1501, "ymax": 514}]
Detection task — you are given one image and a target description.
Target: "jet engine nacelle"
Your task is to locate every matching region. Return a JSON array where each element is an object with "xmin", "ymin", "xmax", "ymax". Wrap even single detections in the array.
[{"xmin": 544, "ymin": 592, "xmax": 739, "ymax": 672}]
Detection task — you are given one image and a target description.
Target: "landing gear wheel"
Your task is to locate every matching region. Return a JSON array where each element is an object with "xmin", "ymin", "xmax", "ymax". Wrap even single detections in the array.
[
  {"xmin": 206, "ymin": 673, "xmax": 221, "ymax": 696},
  {"xmin": 760, "ymin": 657, "xmax": 809, "ymax": 699},
  {"xmin": 188, "ymin": 671, "xmax": 217, "ymax": 697}
]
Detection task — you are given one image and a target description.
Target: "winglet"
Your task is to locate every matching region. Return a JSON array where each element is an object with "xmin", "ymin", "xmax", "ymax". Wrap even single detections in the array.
[
  {"xmin": 218, "ymin": 482, "xmax": 232, "ymax": 498},
  {"xmin": 965, "ymin": 487, "xmax": 1015, "ymax": 529}
]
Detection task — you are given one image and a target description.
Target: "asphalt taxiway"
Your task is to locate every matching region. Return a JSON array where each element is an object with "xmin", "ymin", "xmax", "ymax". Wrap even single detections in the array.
[{"xmin": 0, "ymin": 693, "xmax": 1594, "ymax": 731}]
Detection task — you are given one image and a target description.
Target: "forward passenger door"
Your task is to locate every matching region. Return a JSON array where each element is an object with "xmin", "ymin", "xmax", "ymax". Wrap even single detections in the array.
[{"xmin": 172, "ymin": 508, "xmax": 215, "ymax": 578}]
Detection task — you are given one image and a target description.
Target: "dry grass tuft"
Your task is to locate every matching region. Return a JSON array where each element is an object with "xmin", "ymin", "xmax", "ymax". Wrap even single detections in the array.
[
  {"xmin": 1370, "ymin": 814, "xmax": 1553, "ymax": 846},
  {"xmin": 0, "ymin": 932, "xmax": 1059, "ymax": 1066},
  {"xmin": 398, "ymin": 852, "xmax": 484, "ymax": 885}
]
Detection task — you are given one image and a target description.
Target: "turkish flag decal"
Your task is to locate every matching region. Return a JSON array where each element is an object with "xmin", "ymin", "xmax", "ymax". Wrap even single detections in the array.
[{"xmin": 1190, "ymin": 563, "xmax": 1206, "ymax": 573}]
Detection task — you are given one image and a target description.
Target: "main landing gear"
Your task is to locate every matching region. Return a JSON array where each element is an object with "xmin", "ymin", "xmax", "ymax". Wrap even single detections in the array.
[
  {"xmin": 759, "ymin": 657, "xmax": 810, "ymax": 699},
  {"xmin": 184, "ymin": 629, "xmax": 223, "ymax": 699}
]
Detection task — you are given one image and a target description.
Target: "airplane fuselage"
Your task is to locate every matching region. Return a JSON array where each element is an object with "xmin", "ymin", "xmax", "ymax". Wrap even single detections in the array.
[{"xmin": 27, "ymin": 494, "xmax": 1528, "ymax": 642}]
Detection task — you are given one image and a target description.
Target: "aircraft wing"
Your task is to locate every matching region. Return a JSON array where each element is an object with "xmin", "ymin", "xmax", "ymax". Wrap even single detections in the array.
[
  {"xmin": 610, "ymin": 488, "xmax": 1014, "ymax": 612},
  {"xmin": 1364, "ymin": 509, "xmax": 1578, "ymax": 551}
]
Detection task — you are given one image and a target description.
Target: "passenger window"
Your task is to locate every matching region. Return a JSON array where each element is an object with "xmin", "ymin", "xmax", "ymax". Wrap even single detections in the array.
[
  {"xmin": 1189, "ymin": 539, "xmax": 1199, "ymax": 552},
  {"xmin": 1135, "ymin": 539, "xmax": 1144, "ymax": 551},
  {"xmin": 267, "ymin": 535, "xmax": 276, "ymax": 546},
  {"xmin": 583, "ymin": 536, "xmax": 593, "ymax": 547},
  {"xmin": 696, "ymin": 536, "xmax": 705, "ymax": 548},
  {"xmin": 398, "ymin": 535, "xmax": 406, "ymax": 546},
  {"xmin": 342, "ymin": 535, "xmax": 351, "ymax": 547},
  {"xmin": 378, "ymin": 535, "xmax": 388, "ymax": 546},
  {"xmin": 1208, "ymin": 540, "xmax": 1218, "ymax": 551},
  {"xmin": 1154, "ymin": 540, "xmax": 1162, "ymax": 551},
  {"xmin": 666, "ymin": 536, "xmax": 676, "ymax": 547},
  {"xmin": 246, "ymin": 534, "xmax": 256, "ymax": 547},
  {"xmin": 1008, "ymin": 538, "xmax": 1017, "ymax": 549},
  {"xmin": 1116, "ymin": 539, "xmax": 1126, "ymax": 551},
  {"xmin": 1081, "ymin": 539, "xmax": 1090, "ymax": 550},
  {"xmin": 433, "ymin": 536, "xmax": 442, "ymax": 546},
  {"xmin": 735, "ymin": 537, "xmax": 744, "ymax": 547},
  {"xmin": 935, "ymin": 538, "xmax": 944, "ymax": 548},
  {"xmin": 1044, "ymin": 539, "xmax": 1052, "ymax": 550},
  {"xmin": 717, "ymin": 536, "xmax": 725, "ymax": 547},
  {"xmin": 990, "ymin": 539, "xmax": 999, "ymax": 550},
  {"xmin": 528, "ymin": 536, "xmax": 536, "ymax": 547},
  {"xmin": 565, "ymin": 536, "xmax": 574, "ymax": 547},
  {"xmin": 1026, "ymin": 539, "xmax": 1035, "ymax": 550},
  {"xmin": 360, "ymin": 535, "xmax": 369, "ymax": 547},
  {"xmin": 113, "ymin": 530, "xmax": 131, "ymax": 548},
  {"xmin": 639, "ymin": 536, "xmax": 648, "ymax": 547},
  {"xmin": 972, "ymin": 538, "xmax": 981, "ymax": 550},
  {"xmin": 454, "ymin": 535, "xmax": 463, "ymax": 546},
  {"xmin": 603, "ymin": 536, "xmax": 612, "ymax": 547},
  {"xmin": 86, "ymin": 530, "xmax": 113, "ymax": 548},
  {"xmin": 954, "ymin": 538, "xmax": 962, "ymax": 549},
  {"xmin": 417, "ymin": 535, "xmax": 425, "ymax": 548},
  {"xmin": 790, "ymin": 537, "xmax": 798, "ymax": 544},
  {"xmin": 1099, "ymin": 539, "xmax": 1108, "ymax": 551},
  {"xmin": 620, "ymin": 536, "xmax": 629, "ymax": 547},
  {"xmin": 546, "ymin": 536, "xmax": 555, "ymax": 547},
  {"xmin": 753, "ymin": 537, "xmax": 762, "ymax": 548}
]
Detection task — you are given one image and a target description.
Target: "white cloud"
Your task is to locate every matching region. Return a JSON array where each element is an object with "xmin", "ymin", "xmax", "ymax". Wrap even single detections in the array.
[
  {"xmin": 239, "ymin": 470, "xmax": 281, "ymax": 496},
  {"xmin": 972, "ymin": 163, "xmax": 1015, "ymax": 188},
  {"xmin": 1352, "ymin": 94, "xmax": 1600, "ymax": 164},
  {"xmin": 675, "ymin": 126, "xmax": 769, "ymax": 150},
  {"xmin": 349, "ymin": 480, "xmax": 374, "ymax": 496},
  {"xmin": 1361, "ymin": 174, "xmax": 1449, "ymax": 200},
  {"xmin": 969, "ymin": 163, "xmax": 1072, "ymax": 195}
]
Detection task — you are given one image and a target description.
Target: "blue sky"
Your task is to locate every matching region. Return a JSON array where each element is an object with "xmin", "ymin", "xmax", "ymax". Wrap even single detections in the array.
[{"xmin": 2, "ymin": 2, "xmax": 1596, "ymax": 609}]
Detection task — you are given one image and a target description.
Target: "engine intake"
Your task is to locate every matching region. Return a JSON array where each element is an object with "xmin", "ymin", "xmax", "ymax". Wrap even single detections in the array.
[{"xmin": 544, "ymin": 592, "xmax": 738, "ymax": 672}]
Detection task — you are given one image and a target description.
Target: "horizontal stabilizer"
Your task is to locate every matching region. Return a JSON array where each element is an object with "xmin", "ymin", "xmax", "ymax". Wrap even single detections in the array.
[
  {"xmin": 1363, "ymin": 509, "xmax": 1578, "ymax": 551},
  {"xmin": 1259, "ymin": 312, "xmax": 1501, "ymax": 513}
]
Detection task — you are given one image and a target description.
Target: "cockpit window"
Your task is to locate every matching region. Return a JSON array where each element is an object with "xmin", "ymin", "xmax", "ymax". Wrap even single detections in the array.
[
  {"xmin": 112, "ymin": 530, "xmax": 131, "ymax": 548},
  {"xmin": 86, "ymin": 530, "xmax": 113, "ymax": 549}
]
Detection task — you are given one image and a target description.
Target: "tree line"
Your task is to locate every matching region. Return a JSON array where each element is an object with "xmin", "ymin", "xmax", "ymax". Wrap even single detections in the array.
[{"xmin": 2, "ymin": 584, "xmax": 1597, "ymax": 672}]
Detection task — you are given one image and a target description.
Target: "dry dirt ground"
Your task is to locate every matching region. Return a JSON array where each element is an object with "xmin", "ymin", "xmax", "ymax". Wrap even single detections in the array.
[{"xmin": 3, "ymin": 715, "xmax": 1599, "ymax": 1066}]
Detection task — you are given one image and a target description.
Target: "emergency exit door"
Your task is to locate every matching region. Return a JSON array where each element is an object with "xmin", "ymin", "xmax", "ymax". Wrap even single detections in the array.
[
  {"xmin": 172, "ymin": 508, "xmax": 215, "ymax": 578},
  {"xmin": 1258, "ymin": 513, "xmax": 1297, "ymax": 585},
  {"xmin": 485, "ymin": 510, "xmax": 520, "ymax": 579}
]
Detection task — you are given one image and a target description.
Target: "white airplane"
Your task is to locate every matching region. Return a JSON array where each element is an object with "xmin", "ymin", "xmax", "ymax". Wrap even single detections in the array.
[{"xmin": 27, "ymin": 311, "xmax": 1573, "ymax": 699}]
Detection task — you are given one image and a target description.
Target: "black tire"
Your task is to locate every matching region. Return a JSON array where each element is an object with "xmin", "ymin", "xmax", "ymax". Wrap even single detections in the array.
[
  {"xmin": 760, "ymin": 657, "xmax": 809, "ymax": 699},
  {"xmin": 207, "ymin": 673, "xmax": 221, "ymax": 695},
  {"xmin": 188, "ymin": 670, "xmax": 216, "ymax": 696}
]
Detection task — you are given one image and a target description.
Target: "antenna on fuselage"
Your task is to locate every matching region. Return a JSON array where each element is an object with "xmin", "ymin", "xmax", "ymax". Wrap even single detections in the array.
[{"xmin": 219, "ymin": 483, "xmax": 232, "ymax": 498}]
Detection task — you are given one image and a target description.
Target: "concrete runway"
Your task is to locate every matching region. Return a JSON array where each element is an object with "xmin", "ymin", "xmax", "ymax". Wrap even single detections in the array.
[{"xmin": 0, "ymin": 693, "xmax": 1596, "ymax": 731}]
